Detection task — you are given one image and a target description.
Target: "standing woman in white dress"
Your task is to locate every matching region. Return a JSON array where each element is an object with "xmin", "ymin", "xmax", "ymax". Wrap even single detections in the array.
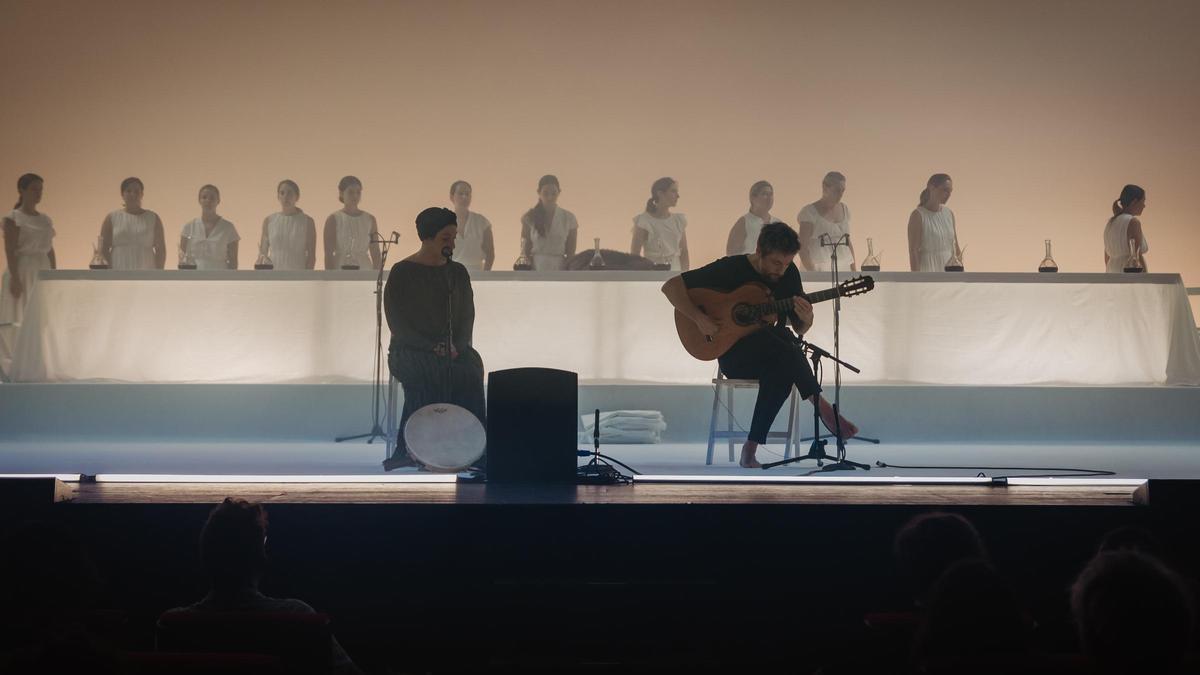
[
  {"xmin": 907, "ymin": 173, "xmax": 960, "ymax": 272},
  {"xmin": 449, "ymin": 180, "xmax": 495, "ymax": 272},
  {"xmin": 1, "ymin": 174, "xmax": 56, "ymax": 375},
  {"xmin": 520, "ymin": 174, "xmax": 577, "ymax": 271},
  {"xmin": 180, "ymin": 184, "xmax": 239, "ymax": 269},
  {"xmin": 99, "ymin": 177, "xmax": 166, "ymax": 270},
  {"xmin": 1103, "ymin": 184, "xmax": 1148, "ymax": 273},
  {"xmin": 259, "ymin": 179, "xmax": 316, "ymax": 271},
  {"xmin": 798, "ymin": 171, "xmax": 856, "ymax": 272},
  {"xmin": 631, "ymin": 177, "xmax": 689, "ymax": 270},
  {"xmin": 725, "ymin": 180, "xmax": 780, "ymax": 255},
  {"xmin": 323, "ymin": 176, "xmax": 381, "ymax": 270}
]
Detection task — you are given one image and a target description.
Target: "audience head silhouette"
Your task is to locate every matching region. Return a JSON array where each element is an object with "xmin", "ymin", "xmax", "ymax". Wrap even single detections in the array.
[
  {"xmin": 893, "ymin": 511, "xmax": 987, "ymax": 605},
  {"xmin": 1071, "ymin": 549, "xmax": 1193, "ymax": 674},
  {"xmin": 914, "ymin": 558, "xmax": 1030, "ymax": 665},
  {"xmin": 200, "ymin": 497, "xmax": 269, "ymax": 592}
]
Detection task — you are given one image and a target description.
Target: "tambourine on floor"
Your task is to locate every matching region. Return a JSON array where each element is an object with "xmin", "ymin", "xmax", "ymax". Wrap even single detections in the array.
[{"xmin": 404, "ymin": 403, "xmax": 486, "ymax": 473}]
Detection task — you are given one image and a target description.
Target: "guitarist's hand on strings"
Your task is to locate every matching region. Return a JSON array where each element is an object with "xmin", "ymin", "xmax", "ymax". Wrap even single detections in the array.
[
  {"xmin": 792, "ymin": 296, "xmax": 814, "ymax": 334},
  {"xmin": 693, "ymin": 314, "xmax": 720, "ymax": 340}
]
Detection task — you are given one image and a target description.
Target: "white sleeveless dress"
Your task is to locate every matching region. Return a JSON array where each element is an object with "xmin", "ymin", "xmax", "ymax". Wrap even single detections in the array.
[
  {"xmin": 914, "ymin": 205, "xmax": 958, "ymax": 272},
  {"xmin": 0, "ymin": 209, "xmax": 55, "ymax": 378},
  {"xmin": 264, "ymin": 211, "xmax": 311, "ymax": 271},
  {"xmin": 525, "ymin": 206, "xmax": 578, "ymax": 271},
  {"xmin": 1103, "ymin": 214, "xmax": 1149, "ymax": 273},
  {"xmin": 738, "ymin": 212, "xmax": 781, "ymax": 254},
  {"xmin": 798, "ymin": 202, "xmax": 851, "ymax": 271},
  {"xmin": 452, "ymin": 211, "xmax": 493, "ymax": 271},
  {"xmin": 633, "ymin": 212, "xmax": 687, "ymax": 270},
  {"xmin": 109, "ymin": 209, "xmax": 159, "ymax": 269},
  {"xmin": 181, "ymin": 218, "xmax": 240, "ymax": 270},
  {"xmin": 0, "ymin": 209, "xmax": 55, "ymax": 326},
  {"xmin": 330, "ymin": 210, "xmax": 374, "ymax": 269}
]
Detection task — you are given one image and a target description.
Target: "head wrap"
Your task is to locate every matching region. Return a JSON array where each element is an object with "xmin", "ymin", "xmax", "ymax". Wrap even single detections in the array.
[{"xmin": 415, "ymin": 207, "xmax": 457, "ymax": 241}]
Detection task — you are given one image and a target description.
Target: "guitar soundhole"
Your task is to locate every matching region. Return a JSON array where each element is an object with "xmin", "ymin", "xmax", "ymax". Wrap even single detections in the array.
[{"xmin": 732, "ymin": 303, "xmax": 757, "ymax": 326}]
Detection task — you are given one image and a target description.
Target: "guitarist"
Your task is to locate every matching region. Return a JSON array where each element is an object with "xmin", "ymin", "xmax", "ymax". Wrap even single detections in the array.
[{"xmin": 661, "ymin": 222, "xmax": 858, "ymax": 468}]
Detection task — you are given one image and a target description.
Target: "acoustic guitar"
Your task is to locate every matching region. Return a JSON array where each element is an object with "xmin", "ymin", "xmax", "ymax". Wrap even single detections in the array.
[{"xmin": 675, "ymin": 276, "xmax": 875, "ymax": 361}]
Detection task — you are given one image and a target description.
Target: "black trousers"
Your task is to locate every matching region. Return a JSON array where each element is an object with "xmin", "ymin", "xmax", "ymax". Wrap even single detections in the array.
[
  {"xmin": 388, "ymin": 345, "xmax": 487, "ymax": 461},
  {"xmin": 718, "ymin": 327, "xmax": 821, "ymax": 445}
]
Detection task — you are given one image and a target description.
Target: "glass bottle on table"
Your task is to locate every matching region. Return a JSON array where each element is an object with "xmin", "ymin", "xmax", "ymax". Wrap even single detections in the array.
[
  {"xmin": 513, "ymin": 236, "xmax": 533, "ymax": 271},
  {"xmin": 1123, "ymin": 237, "xmax": 1144, "ymax": 273},
  {"xmin": 588, "ymin": 237, "xmax": 606, "ymax": 269},
  {"xmin": 254, "ymin": 241, "xmax": 274, "ymax": 270},
  {"xmin": 177, "ymin": 235, "xmax": 197, "ymax": 270},
  {"xmin": 1038, "ymin": 239, "xmax": 1058, "ymax": 273},
  {"xmin": 861, "ymin": 237, "xmax": 881, "ymax": 272},
  {"xmin": 89, "ymin": 236, "xmax": 110, "ymax": 269},
  {"xmin": 340, "ymin": 234, "xmax": 359, "ymax": 270},
  {"xmin": 944, "ymin": 244, "xmax": 965, "ymax": 272}
]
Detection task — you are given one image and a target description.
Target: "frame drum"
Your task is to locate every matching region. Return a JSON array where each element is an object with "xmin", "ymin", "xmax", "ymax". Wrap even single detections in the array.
[{"xmin": 404, "ymin": 403, "xmax": 486, "ymax": 472}]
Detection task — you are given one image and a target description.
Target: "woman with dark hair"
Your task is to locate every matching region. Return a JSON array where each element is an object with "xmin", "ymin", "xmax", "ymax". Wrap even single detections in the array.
[
  {"xmin": 99, "ymin": 177, "xmax": 166, "ymax": 269},
  {"xmin": 725, "ymin": 180, "xmax": 781, "ymax": 255},
  {"xmin": 907, "ymin": 173, "xmax": 960, "ymax": 272},
  {"xmin": 180, "ymin": 185, "xmax": 239, "ymax": 269},
  {"xmin": 519, "ymin": 175, "xmax": 577, "ymax": 271},
  {"xmin": 798, "ymin": 172, "xmax": 856, "ymax": 272},
  {"xmin": 631, "ymin": 177, "xmax": 689, "ymax": 270},
  {"xmin": 1103, "ymin": 185, "xmax": 1148, "ymax": 273},
  {"xmin": 449, "ymin": 180, "xmax": 495, "ymax": 272},
  {"xmin": 259, "ymin": 179, "xmax": 316, "ymax": 270},
  {"xmin": 323, "ymin": 176, "xmax": 381, "ymax": 270},
  {"xmin": 1, "ymin": 173, "xmax": 56, "ymax": 375}
]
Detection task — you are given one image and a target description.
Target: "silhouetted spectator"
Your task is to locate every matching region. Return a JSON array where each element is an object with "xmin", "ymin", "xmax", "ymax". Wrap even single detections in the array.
[
  {"xmin": 893, "ymin": 511, "xmax": 988, "ymax": 606},
  {"xmin": 165, "ymin": 498, "xmax": 361, "ymax": 675},
  {"xmin": 913, "ymin": 558, "xmax": 1031, "ymax": 669},
  {"xmin": 1071, "ymin": 550, "xmax": 1194, "ymax": 674},
  {"xmin": 1097, "ymin": 525, "xmax": 1164, "ymax": 557}
]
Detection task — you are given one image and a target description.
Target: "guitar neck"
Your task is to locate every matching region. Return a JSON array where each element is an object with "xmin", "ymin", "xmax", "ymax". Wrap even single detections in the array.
[{"xmin": 755, "ymin": 287, "xmax": 840, "ymax": 317}]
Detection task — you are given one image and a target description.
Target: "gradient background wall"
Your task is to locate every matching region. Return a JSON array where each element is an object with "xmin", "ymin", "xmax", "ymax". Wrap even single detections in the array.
[{"xmin": 2, "ymin": 0, "xmax": 1197, "ymax": 290}]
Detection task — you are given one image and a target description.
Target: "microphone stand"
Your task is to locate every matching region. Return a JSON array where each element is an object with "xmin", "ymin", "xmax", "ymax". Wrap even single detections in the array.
[
  {"xmin": 336, "ymin": 231, "xmax": 400, "ymax": 447},
  {"xmin": 762, "ymin": 340, "xmax": 872, "ymax": 471},
  {"xmin": 763, "ymin": 231, "xmax": 876, "ymax": 471},
  {"xmin": 823, "ymin": 233, "xmax": 879, "ymax": 456}
]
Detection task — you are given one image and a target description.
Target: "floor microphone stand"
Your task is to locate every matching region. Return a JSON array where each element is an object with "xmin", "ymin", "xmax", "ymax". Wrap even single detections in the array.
[
  {"xmin": 336, "ymin": 232, "xmax": 399, "ymax": 445},
  {"xmin": 762, "ymin": 341, "xmax": 871, "ymax": 471}
]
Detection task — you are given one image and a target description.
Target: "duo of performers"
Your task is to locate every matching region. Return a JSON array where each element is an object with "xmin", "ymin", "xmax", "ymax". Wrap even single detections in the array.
[{"xmin": 382, "ymin": 207, "xmax": 856, "ymax": 470}]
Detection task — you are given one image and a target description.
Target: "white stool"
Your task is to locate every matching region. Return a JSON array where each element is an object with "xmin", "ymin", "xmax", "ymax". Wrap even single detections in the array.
[{"xmin": 706, "ymin": 370, "xmax": 801, "ymax": 465}]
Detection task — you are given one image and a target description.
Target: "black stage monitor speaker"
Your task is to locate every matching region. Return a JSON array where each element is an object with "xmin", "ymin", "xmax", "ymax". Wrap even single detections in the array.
[{"xmin": 487, "ymin": 367, "xmax": 578, "ymax": 484}]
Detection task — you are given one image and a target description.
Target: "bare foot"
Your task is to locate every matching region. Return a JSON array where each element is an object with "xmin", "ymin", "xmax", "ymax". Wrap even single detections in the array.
[
  {"xmin": 817, "ymin": 397, "xmax": 859, "ymax": 439},
  {"xmin": 739, "ymin": 441, "xmax": 762, "ymax": 469}
]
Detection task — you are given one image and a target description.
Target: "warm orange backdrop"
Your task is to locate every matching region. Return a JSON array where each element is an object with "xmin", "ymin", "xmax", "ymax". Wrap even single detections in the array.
[{"xmin": 2, "ymin": 0, "xmax": 1197, "ymax": 290}]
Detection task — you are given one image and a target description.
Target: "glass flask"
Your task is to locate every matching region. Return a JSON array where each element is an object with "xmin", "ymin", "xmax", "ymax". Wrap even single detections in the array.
[
  {"xmin": 254, "ymin": 242, "xmax": 274, "ymax": 270},
  {"xmin": 861, "ymin": 237, "xmax": 881, "ymax": 272},
  {"xmin": 1123, "ymin": 237, "xmax": 1144, "ymax": 273},
  {"xmin": 1038, "ymin": 239, "xmax": 1058, "ymax": 273},
  {"xmin": 178, "ymin": 236, "xmax": 197, "ymax": 270},
  {"xmin": 588, "ymin": 238, "xmax": 606, "ymax": 269},
  {"xmin": 89, "ymin": 237, "xmax": 110, "ymax": 270},
  {"xmin": 513, "ymin": 237, "xmax": 533, "ymax": 271},
  {"xmin": 944, "ymin": 244, "xmax": 965, "ymax": 272}
]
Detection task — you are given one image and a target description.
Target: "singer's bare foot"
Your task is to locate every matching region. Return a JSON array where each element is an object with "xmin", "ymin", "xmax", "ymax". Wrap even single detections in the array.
[
  {"xmin": 817, "ymin": 397, "xmax": 859, "ymax": 440},
  {"xmin": 739, "ymin": 441, "xmax": 762, "ymax": 469}
]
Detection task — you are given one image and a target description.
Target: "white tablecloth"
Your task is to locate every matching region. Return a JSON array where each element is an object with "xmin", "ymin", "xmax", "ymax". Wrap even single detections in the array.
[{"xmin": 9, "ymin": 270, "xmax": 1200, "ymax": 385}]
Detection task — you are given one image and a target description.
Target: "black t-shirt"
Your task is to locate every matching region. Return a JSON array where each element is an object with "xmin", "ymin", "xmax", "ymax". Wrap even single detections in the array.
[{"xmin": 680, "ymin": 255, "xmax": 805, "ymax": 327}]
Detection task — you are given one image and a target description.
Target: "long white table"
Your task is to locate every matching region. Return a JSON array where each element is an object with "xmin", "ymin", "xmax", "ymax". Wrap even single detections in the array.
[{"xmin": 9, "ymin": 270, "xmax": 1200, "ymax": 385}]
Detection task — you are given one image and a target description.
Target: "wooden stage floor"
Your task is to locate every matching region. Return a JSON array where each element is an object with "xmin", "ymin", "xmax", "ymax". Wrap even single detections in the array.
[{"xmin": 65, "ymin": 478, "xmax": 1147, "ymax": 507}]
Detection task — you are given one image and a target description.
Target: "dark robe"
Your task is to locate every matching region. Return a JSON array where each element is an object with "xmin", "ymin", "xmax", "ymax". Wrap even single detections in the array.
[{"xmin": 383, "ymin": 259, "xmax": 486, "ymax": 463}]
